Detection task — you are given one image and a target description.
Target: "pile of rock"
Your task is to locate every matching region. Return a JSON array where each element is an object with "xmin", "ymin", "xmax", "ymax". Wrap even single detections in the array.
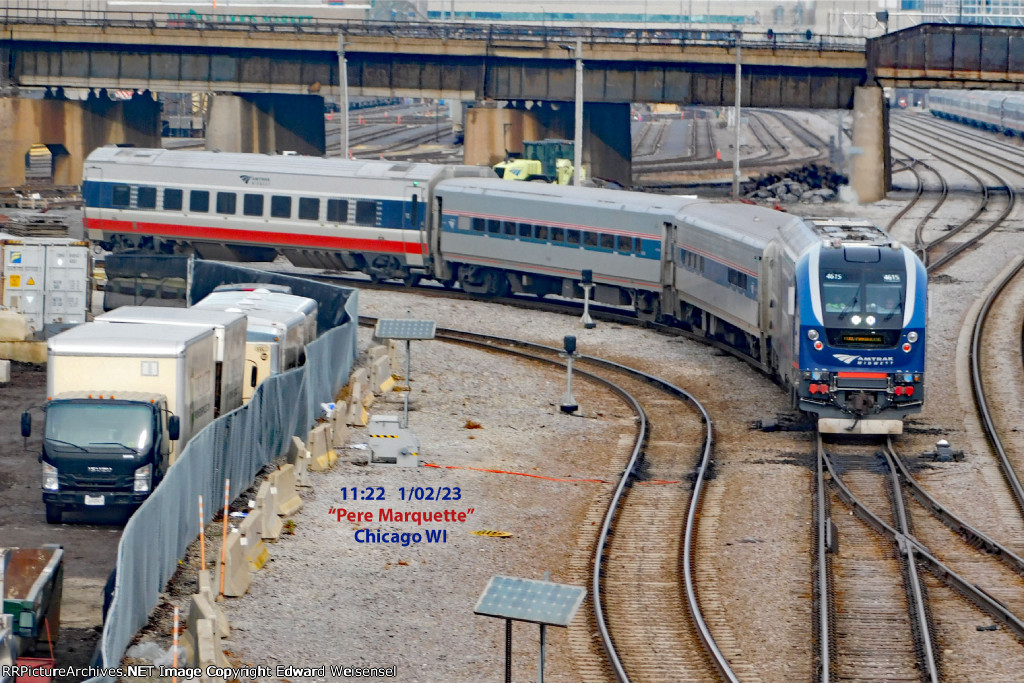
[{"xmin": 743, "ymin": 164, "xmax": 847, "ymax": 204}]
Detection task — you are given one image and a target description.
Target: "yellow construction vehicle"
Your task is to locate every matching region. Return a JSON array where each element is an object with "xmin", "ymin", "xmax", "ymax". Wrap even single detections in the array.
[{"xmin": 493, "ymin": 139, "xmax": 582, "ymax": 185}]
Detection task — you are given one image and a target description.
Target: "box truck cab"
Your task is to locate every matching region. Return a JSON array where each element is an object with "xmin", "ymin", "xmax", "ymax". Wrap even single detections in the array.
[
  {"xmin": 22, "ymin": 322, "xmax": 216, "ymax": 523},
  {"xmin": 94, "ymin": 306, "xmax": 247, "ymax": 417}
]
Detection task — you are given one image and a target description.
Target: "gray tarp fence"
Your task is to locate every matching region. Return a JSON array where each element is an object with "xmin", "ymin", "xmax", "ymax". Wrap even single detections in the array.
[{"xmin": 86, "ymin": 261, "xmax": 358, "ymax": 682}]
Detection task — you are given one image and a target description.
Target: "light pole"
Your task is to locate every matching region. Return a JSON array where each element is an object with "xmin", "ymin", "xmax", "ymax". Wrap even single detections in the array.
[
  {"xmin": 337, "ymin": 35, "xmax": 349, "ymax": 158},
  {"xmin": 561, "ymin": 38, "xmax": 584, "ymax": 186},
  {"xmin": 732, "ymin": 35, "xmax": 741, "ymax": 199}
]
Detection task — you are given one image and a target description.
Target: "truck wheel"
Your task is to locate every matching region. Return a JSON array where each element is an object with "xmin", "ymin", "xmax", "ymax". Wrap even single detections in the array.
[{"xmin": 45, "ymin": 504, "xmax": 62, "ymax": 524}]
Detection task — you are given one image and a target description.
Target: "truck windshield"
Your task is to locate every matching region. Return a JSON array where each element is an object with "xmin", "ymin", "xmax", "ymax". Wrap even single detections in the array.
[{"xmin": 45, "ymin": 403, "xmax": 153, "ymax": 452}]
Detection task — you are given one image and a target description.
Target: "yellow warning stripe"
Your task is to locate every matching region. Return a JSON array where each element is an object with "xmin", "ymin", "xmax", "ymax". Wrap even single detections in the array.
[{"xmin": 368, "ymin": 434, "xmax": 399, "ymax": 438}]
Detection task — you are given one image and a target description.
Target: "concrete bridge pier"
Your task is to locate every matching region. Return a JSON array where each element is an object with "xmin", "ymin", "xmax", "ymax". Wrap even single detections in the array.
[
  {"xmin": 463, "ymin": 102, "xmax": 631, "ymax": 186},
  {"xmin": 850, "ymin": 85, "xmax": 892, "ymax": 204},
  {"xmin": 206, "ymin": 94, "xmax": 326, "ymax": 156},
  {"xmin": 0, "ymin": 90, "xmax": 160, "ymax": 186}
]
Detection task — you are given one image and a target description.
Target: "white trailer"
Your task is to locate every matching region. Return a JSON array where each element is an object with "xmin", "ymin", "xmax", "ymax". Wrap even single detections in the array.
[
  {"xmin": 95, "ymin": 306, "xmax": 247, "ymax": 416},
  {"xmin": 194, "ymin": 290, "xmax": 317, "ymax": 346}
]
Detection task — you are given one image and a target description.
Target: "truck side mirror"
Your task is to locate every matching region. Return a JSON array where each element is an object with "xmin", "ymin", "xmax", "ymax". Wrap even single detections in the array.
[
  {"xmin": 168, "ymin": 415, "xmax": 181, "ymax": 441},
  {"xmin": 21, "ymin": 412, "xmax": 31, "ymax": 438},
  {"xmin": 250, "ymin": 367, "xmax": 258, "ymax": 388}
]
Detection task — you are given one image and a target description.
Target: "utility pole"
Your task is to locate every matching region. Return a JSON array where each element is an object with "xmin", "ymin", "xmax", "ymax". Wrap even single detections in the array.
[
  {"xmin": 572, "ymin": 37, "xmax": 583, "ymax": 186},
  {"xmin": 732, "ymin": 36, "xmax": 741, "ymax": 199},
  {"xmin": 337, "ymin": 35, "xmax": 349, "ymax": 158}
]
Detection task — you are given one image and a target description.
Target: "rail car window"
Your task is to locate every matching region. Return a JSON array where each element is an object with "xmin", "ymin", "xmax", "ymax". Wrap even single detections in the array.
[
  {"xmin": 457, "ymin": 215, "xmax": 472, "ymax": 231},
  {"xmin": 298, "ymin": 198, "xmax": 319, "ymax": 221},
  {"xmin": 487, "ymin": 219, "xmax": 501, "ymax": 235},
  {"xmin": 679, "ymin": 249, "xmax": 704, "ymax": 273},
  {"xmin": 163, "ymin": 188, "xmax": 183, "ymax": 211},
  {"xmin": 567, "ymin": 229, "xmax": 581, "ymax": 245},
  {"xmin": 535, "ymin": 225, "xmax": 549, "ymax": 241},
  {"xmin": 243, "ymin": 193, "xmax": 263, "ymax": 217},
  {"xmin": 503, "ymin": 221, "xmax": 516, "ymax": 236},
  {"xmin": 583, "ymin": 231, "xmax": 598, "ymax": 247},
  {"xmin": 327, "ymin": 199, "xmax": 348, "ymax": 222},
  {"xmin": 727, "ymin": 269, "xmax": 748, "ymax": 291},
  {"xmin": 617, "ymin": 235, "xmax": 633, "ymax": 254},
  {"xmin": 518, "ymin": 223, "xmax": 531, "ymax": 238},
  {"xmin": 355, "ymin": 200, "xmax": 377, "ymax": 226},
  {"xmin": 216, "ymin": 192, "xmax": 236, "ymax": 215},
  {"xmin": 270, "ymin": 195, "xmax": 292, "ymax": 219},
  {"xmin": 550, "ymin": 227, "xmax": 565, "ymax": 243},
  {"xmin": 471, "ymin": 217, "xmax": 485, "ymax": 233},
  {"xmin": 600, "ymin": 233, "xmax": 615, "ymax": 250},
  {"xmin": 189, "ymin": 190, "xmax": 209, "ymax": 213},
  {"xmin": 111, "ymin": 185, "xmax": 131, "ymax": 209},
  {"xmin": 136, "ymin": 186, "xmax": 157, "ymax": 209}
]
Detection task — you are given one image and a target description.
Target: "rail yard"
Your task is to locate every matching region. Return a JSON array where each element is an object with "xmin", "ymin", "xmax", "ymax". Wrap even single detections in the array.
[{"xmin": 3, "ymin": 95, "xmax": 1024, "ymax": 683}]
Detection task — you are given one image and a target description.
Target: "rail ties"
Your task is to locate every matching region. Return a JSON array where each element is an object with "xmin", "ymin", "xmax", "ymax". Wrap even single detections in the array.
[{"xmin": 816, "ymin": 436, "xmax": 936, "ymax": 681}]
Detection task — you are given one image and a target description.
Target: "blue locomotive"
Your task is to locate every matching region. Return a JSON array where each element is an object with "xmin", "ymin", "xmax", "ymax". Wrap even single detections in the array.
[{"xmin": 82, "ymin": 148, "xmax": 926, "ymax": 433}]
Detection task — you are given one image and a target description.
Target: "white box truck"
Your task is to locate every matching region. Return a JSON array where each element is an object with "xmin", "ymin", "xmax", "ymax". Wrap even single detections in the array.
[
  {"xmin": 95, "ymin": 306, "xmax": 247, "ymax": 417},
  {"xmin": 195, "ymin": 290, "xmax": 317, "ymax": 346},
  {"xmin": 21, "ymin": 322, "xmax": 216, "ymax": 523}
]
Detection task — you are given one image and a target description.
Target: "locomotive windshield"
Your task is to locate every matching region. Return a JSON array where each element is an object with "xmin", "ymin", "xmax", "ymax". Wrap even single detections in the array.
[{"xmin": 820, "ymin": 268, "xmax": 905, "ymax": 347}]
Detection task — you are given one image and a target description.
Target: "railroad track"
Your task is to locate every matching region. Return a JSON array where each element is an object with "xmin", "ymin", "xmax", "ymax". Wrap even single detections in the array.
[
  {"xmin": 815, "ymin": 433, "xmax": 1024, "ymax": 681},
  {"xmin": 815, "ymin": 437, "xmax": 930, "ymax": 681},
  {"xmin": 891, "ymin": 117, "xmax": 1018, "ymax": 272},
  {"xmin": 413, "ymin": 326, "xmax": 743, "ymax": 681}
]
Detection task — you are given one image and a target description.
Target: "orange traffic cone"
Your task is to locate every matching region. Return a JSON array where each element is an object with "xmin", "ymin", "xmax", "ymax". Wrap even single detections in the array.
[{"xmin": 715, "ymin": 149, "xmax": 722, "ymax": 161}]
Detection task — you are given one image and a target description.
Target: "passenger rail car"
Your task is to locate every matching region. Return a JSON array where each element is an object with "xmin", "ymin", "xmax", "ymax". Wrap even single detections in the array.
[
  {"xmin": 83, "ymin": 148, "xmax": 926, "ymax": 434},
  {"xmin": 82, "ymin": 147, "xmax": 491, "ymax": 281},
  {"xmin": 929, "ymin": 89, "xmax": 1024, "ymax": 138}
]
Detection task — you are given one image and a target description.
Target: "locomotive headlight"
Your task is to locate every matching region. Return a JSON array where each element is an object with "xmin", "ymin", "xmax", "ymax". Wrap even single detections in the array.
[
  {"xmin": 907, "ymin": 331, "xmax": 918, "ymax": 343},
  {"xmin": 865, "ymin": 315, "xmax": 876, "ymax": 326},
  {"xmin": 807, "ymin": 329, "xmax": 819, "ymax": 341},
  {"xmin": 851, "ymin": 315, "xmax": 862, "ymax": 325},
  {"xmin": 902, "ymin": 373, "xmax": 915, "ymax": 382}
]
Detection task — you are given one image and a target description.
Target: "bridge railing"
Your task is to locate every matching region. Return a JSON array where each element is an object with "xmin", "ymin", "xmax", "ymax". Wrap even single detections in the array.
[{"xmin": 0, "ymin": 6, "xmax": 867, "ymax": 53}]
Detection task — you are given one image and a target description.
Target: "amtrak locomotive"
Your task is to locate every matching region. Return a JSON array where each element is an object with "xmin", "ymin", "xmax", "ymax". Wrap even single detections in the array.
[{"xmin": 82, "ymin": 147, "xmax": 926, "ymax": 433}]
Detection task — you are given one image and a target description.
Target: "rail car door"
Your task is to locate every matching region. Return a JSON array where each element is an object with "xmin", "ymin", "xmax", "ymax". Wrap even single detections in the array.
[{"xmin": 403, "ymin": 186, "xmax": 425, "ymax": 266}]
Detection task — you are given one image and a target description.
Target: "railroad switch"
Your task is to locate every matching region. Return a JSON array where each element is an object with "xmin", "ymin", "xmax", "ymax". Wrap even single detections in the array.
[
  {"xmin": 923, "ymin": 439, "xmax": 964, "ymax": 463},
  {"xmin": 367, "ymin": 415, "xmax": 421, "ymax": 467}
]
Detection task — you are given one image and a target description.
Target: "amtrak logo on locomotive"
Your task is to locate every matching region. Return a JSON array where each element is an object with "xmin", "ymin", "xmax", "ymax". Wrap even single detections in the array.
[
  {"xmin": 834, "ymin": 354, "xmax": 895, "ymax": 366},
  {"xmin": 240, "ymin": 174, "xmax": 271, "ymax": 186}
]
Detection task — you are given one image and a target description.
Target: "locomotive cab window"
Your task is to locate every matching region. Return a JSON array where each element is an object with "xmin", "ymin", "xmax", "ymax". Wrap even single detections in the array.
[{"xmin": 163, "ymin": 188, "xmax": 183, "ymax": 211}]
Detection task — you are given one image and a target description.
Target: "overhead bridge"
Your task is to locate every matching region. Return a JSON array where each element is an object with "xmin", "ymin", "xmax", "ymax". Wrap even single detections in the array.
[{"xmin": 1, "ymin": 15, "xmax": 1023, "ymax": 196}]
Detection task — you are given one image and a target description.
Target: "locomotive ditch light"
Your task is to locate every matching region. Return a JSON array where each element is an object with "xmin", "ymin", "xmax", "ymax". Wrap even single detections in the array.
[
  {"xmin": 907, "ymin": 332, "xmax": 918, "ymax": 342},
  {"xmin": 807, "ymin": 329, "xmax": 819, "ymax": 340}
]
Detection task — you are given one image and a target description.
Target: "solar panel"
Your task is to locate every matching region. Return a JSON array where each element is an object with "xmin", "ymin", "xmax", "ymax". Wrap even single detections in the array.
[
  {"xmin": 474, "ymin": 575, "xmax": 586, "ymax": 627},
  {"xmin": 374, "ymin": 319, "xmax": 436, "ymax": 340}
]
